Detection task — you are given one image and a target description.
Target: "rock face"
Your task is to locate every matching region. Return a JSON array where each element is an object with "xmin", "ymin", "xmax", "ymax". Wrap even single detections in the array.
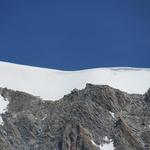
[{"xmin": 0, "ymin": 84, "xmax": 150, "ymax": 150}]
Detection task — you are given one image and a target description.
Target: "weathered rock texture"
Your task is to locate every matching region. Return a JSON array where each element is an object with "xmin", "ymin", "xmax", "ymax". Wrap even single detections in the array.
[{"xmin": 0, "ymin": 84, "xmax": 150, "ymax": 150}]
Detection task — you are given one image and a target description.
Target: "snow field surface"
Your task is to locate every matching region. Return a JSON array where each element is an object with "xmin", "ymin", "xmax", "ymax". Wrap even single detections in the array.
[{"xmin": 0, "ymin": 61, "xmax": 150, "ymax": 100}]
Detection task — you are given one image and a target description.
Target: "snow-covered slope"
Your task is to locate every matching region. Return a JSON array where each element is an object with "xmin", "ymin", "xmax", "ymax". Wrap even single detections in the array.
[{"xmin": 0, "ymin": 61, "xmax": 150, "ymax": 100}]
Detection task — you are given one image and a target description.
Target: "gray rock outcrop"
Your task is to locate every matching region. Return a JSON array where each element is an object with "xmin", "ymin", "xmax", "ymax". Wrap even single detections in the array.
[{"xmin": 0, "ymin": 84, "xmax": 150, "ymax": 150}]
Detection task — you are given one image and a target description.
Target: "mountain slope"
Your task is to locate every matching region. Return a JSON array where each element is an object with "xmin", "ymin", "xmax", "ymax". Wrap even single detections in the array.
[
  {"xmin": 0, "ymin": 61, "xmax": 150, "ymax": 100},
  {"xmin": 0, "ymin": 62, "xmax": 150, "ymax": 150},
  {"xmin": 0, "ymin": 84, "xmax": 150, "ymax": 150}
]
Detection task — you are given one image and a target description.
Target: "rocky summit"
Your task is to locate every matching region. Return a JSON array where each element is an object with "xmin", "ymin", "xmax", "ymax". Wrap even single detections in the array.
[{"xmin": 0, "ymin": 84, "xmax": 150, "ymax": 150}]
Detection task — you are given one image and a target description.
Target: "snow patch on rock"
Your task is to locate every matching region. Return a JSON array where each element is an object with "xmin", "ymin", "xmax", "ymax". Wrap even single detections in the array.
[
  {"xmin": 0, "ymin": 95, "xmax": 9, "ymax": 125},
  {"xmin": 110, "ymin": 111, "xmax": 115, "ymax": 118},
  {"xmin": 91, "ymin": 136, "xmax": 114, "ymax": 150}
]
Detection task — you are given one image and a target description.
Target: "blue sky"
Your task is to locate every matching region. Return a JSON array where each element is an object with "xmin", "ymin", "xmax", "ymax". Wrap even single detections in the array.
[{"xmin": 0, "ymin": 0, "xmax": 150, "ymax": 70}]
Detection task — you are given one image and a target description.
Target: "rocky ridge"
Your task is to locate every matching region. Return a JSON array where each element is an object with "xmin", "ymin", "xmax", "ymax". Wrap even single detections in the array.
[{"xmin": 0, "ymin": 84, "xmax": 150, "ymax": 150}]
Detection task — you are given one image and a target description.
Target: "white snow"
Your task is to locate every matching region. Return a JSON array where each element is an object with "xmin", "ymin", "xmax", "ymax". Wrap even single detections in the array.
[
  {"xmin": 91, "ymin": 136, "xmax": 114, "ymax": 150},
  {"xmin": 99, "ymin": 141, "xmax": 114, "ymax": 150},
  {"xmin": 0, "ymin": 95, "xmax": 9, "ymax": 125},
  {"xmin": 110, "ymin": 112, "xmax": 115, "ymax": 118},
  {"xmin": 104, "ymin": 136, "xmax": 109, "ymax": 142},
  {"xmin": 0, "ymin": 61, "xmax": 150, "ymax": 100}
]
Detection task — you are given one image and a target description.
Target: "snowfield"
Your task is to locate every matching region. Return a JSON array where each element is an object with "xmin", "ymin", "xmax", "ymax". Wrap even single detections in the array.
[{"xmin": 0, "ymin": 61, "xmax": 150, "ymax": 101}]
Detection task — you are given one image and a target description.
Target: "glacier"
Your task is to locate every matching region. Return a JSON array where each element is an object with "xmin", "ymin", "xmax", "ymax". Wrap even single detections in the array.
[{"xmin": 0, "ymin": 61, "xmax": 150, "ymax": 100}]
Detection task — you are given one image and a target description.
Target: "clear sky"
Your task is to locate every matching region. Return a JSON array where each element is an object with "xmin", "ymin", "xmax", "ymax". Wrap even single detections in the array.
[{"xmin": 0, "ymin": 0, "xmax": 150, "ymax": 70}]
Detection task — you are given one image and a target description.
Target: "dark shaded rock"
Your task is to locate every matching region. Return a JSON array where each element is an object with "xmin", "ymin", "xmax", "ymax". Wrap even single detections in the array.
[
  {"xmin": 59, "ymin": 123, "xmax": 97, "ymax": 150},
  {"xmin": 144, "ymin": 88, "xmax": 150, "ymax": 102}
]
